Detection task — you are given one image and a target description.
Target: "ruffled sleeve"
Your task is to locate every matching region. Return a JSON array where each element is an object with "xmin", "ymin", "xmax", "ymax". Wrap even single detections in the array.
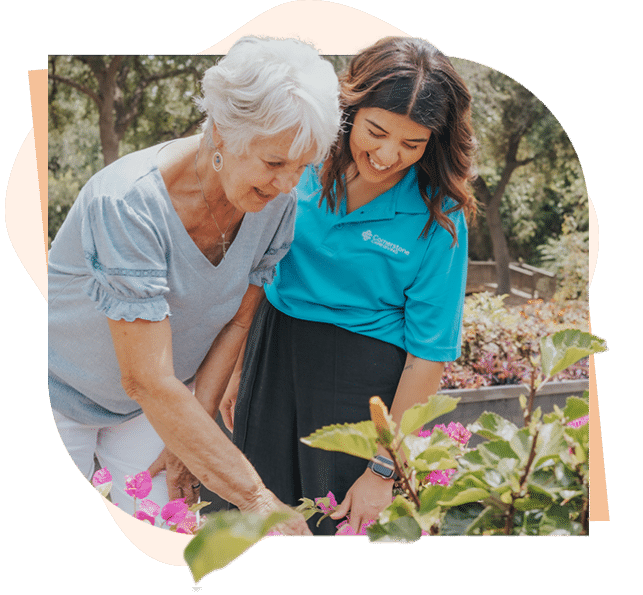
[
  {"xmin": 403, "ymin": 207, "xmax": 468, "ymax": 362},
  {"xmin": 81, "ymin": 193, "xmax": 171, "ymax": 322},
  {"xmin": 249, "ymin": 193, "xmax": 297, "ymax": 287}
]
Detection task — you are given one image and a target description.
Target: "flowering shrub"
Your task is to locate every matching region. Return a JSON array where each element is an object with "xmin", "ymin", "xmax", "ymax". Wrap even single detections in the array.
[
  {"xmin": 91, "ymin": 468, "xmax": 208, "ymax": 535},
  {"xmin": 183, "ymin": 328, "xmax": 605, "ymax": 581},
  {"xmin": 443, "ymin": 293, "xmax": 590, "ymax": 389}
]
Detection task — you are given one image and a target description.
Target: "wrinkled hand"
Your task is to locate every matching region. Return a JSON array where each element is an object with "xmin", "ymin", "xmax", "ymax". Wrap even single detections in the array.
[
  {"xmin": 245, "ymin": 489, "xmax": 312, "ymax": 536},
  {"xmin": 219, "ymin": 382, "xmax": 238, "ymax": 433},
  {"xmin": 330, "ymin": 470, "xmax": 394, "ymax": 533},
  {"xmin": 148, "ymin": 447, "xmax": 202, "ymax": 507}
]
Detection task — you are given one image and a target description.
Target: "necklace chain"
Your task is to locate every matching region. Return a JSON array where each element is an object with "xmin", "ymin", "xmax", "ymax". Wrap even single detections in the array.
[{"xmin": 194, "ymin": 147, "xmax": 237, "ymax": 259}]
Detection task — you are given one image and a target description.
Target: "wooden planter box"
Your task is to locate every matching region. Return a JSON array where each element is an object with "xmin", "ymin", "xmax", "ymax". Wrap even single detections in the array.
[{"xmin": 435, "ymin": 379, "xmax": 590, "ymax": 446}]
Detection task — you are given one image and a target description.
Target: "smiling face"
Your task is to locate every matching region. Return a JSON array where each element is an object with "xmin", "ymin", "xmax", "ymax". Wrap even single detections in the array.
[
  {"xmin": 349, "ymin": 107, "xmax": 432, "ymax": 191},
  {"xmin": 215, "ymin": 128, "xmax": 317, "ymax": 213}
]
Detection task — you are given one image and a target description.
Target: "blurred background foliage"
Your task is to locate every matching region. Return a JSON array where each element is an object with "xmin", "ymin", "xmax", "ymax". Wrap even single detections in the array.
[{"xmin": 48, "ymin": 53, "xmax": 588, "ymax": 301}]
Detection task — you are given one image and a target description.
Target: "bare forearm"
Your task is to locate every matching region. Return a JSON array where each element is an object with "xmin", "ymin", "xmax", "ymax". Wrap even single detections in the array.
[
  {"xmin": 134, "ymin": 376, "xmax": 268, "ymax": 510},
  {"xmin": 378, "ymin": 355, "xmax": 444, "ymax": 456},
  {"xmin": 193, "ymin": 322, "xmax": 247, "ymax": 417}
]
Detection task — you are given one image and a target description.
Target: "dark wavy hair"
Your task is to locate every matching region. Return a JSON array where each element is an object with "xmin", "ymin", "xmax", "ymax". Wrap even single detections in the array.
[{"xmin": 320, "ymin": 37, "xmax": 477, "ymax": 244}]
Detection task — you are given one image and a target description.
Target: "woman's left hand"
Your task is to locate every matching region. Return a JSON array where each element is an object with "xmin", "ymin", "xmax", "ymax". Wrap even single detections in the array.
[
  {"xmin": 148, "ymin": 447, "xmax": 202, "ymax": 506},
  {"xmin": 330, "ymin": 469, "xmax": 394, "ymax": 533}
]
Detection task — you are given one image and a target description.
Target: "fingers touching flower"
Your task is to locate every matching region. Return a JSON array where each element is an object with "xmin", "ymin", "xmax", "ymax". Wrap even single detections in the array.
[{"xmin": 125, "ymin": 471, "xmax": 153, "ymax": 499}]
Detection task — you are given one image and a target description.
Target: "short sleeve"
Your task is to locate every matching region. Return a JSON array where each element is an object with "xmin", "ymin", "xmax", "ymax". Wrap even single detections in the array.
[
  {"xmin": 249, "ymin": 193, "xmax": 297, "ymax": 287},
  {"xmin": 403, "ymin": 208, "xmax": 468, "ymax": 362},
  {"xmin": 81, "ymin": 193, "xmax": 171, "ymax": 322}
]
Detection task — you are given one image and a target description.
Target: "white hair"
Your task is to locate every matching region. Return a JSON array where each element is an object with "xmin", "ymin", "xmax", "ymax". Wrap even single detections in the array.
[{"xmin": 195, "ymin": 36, "xmax": 341, "ymax": 164}]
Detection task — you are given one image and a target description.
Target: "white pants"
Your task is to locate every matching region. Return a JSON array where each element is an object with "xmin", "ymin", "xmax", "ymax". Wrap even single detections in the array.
[{"xmin": 53, "ymin": 409, "xmax": 169, "ymax": 516}]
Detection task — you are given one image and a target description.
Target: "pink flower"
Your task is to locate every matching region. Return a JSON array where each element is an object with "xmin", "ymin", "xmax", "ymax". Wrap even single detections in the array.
[
  {"xmin": 315, "ymin": 491, "xmax": 338, "ymax": 514},
  {"xmin": 176, "ymin": 510, "xmax": 198, "ymax": 534},
  {"xmin": 335, "ymin": 518, "xmax": 375, "ymax": 536},
  {"xmin": 133, "ymin": 499, "xmax": 160, "ymax": 525},
  {"xmin": 124, "ymin": 471, "xmax": 153, "ymax": 499},
  {"xmin": 161, "ymin": 498, "xmax": 189, "ymax": 526},
  {"xmin": 445, "ymin": 422, "xmax": 472, "ymax": 445},
  {"xmin": 91, "ymin": 468, "xmax": 112, "ymax": 487},
  {"xmin": 427, "ymin": 469, "xmax": 456, "ymax": 486},
  {"xmin": 567, "ymin": 415, "xmax": 589, "ymax": 428},
  {"xmin": 418, "ymin": 422, "xmax": 471, "ymax": 445}
]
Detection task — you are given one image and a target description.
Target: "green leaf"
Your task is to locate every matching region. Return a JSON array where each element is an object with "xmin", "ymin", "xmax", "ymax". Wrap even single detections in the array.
[
  {"xmin": 513, "ymin": 492, "xmax": 552, "ymax": 511},
  {"xmin": 540, "ymin": 329, "xmax": 606, "ymax": 377},
  {"xmin": 400, "ymin": 394, "xmax": 460, "ymax": 435},
  {"xmin": 539, "ymin": 504, "xmax": 573, "ymax": 535},
  {"xmin": 409, "ymin": 446, "xmax": 458, "ymax": 472},
  {"xmin": 563, "ymin": 396, "xmax": 590, "ymax": 422},
  {"xmin": 533, "ymin": 422, "xmax": 568, "ymax": 468},
  {"xmin": 184, "ymin": 510, "xmax": 290, "ymax": 582},
  {"xmin": 469, "ymin": 412, "xmax": 519, "ymax": 441},
  {"xmin": 440, "ymin": 502, "xmax": 487, "ymax": 535},
  {"xmin": 477, "ymin": 440, "xmax": 521, "ymax": 465},
  {"xmin": 419, "ymin": 484, "xmax": 448, "ymax": 514},
  {"xmin": 366, "ymin": 495, "xmax": 423, "ymax": 542},
  {"xmin": 300, "ymin": 420, "xmax": 377, "ymax": 460},
  {"xmin": 439, "ymin": 487, "xmax": 490, "ymax": 507},
  {"xmin": 367, "ymin": 515, "xmax": 423, "ymax": 542},
  {"xmin": 188, "ymin": 501, "xmax": 211, "ymax": 513}
]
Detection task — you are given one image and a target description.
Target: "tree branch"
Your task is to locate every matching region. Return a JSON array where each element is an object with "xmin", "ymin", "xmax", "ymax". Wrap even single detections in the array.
[{"xmin": 47, "ymin": 73, "xmax": 101, "ymax": 106}]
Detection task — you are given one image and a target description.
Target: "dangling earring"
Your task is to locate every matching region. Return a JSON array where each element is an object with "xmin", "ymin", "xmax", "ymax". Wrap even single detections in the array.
[{"xmin": 212, "ymin": 148, "xmax": 223, "ymax": 172}]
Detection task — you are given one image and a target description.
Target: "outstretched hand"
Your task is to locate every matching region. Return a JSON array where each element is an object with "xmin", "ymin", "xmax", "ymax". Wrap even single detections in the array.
[
  {"xmin": 148, "ymin": 447, "xmax": 202, "ymax": 507},
  {"xmin": 330, "ymin": 469, "xmax": 394, "ymax": 533}
]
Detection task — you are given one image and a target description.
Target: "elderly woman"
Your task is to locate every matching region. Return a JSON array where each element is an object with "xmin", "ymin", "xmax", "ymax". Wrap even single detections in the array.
[{"xmin": 47, "ymin": 37, "xmax": 340, "ymax": 534}]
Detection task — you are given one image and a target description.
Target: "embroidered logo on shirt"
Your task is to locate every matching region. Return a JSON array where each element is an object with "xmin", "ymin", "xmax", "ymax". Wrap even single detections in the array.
[{"xmin": 361, "ymin": 230, "xmax": 410, "ymax": 255}]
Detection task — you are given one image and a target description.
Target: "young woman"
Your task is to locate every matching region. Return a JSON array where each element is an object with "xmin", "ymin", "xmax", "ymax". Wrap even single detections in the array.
[{"xmin": 222, "ymin": 37, "xmax": 477, "ymax": 535}]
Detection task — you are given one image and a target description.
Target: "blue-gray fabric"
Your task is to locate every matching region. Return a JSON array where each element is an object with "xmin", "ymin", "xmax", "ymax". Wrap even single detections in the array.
[{"xmin": 48, "ymin": 142, "xmax": 296, "ymax": 426}]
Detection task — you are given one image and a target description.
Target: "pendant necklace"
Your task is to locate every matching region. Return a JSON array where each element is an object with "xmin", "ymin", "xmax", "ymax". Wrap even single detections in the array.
[{"xmin": 194, "ymin": 147, "xmax": 237, "ymax": 259}]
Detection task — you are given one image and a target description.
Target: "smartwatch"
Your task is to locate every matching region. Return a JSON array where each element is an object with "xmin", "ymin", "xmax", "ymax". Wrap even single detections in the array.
[{"xmin": 367, "ymin": 455, "xmax": 399, "ymax": 481}]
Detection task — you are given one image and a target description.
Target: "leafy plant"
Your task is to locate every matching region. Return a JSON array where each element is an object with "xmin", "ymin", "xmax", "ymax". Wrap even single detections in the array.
[
  {"xmin": 300, "ymin": 329, "xmax": 603, "ymax": 539},
  {"xmin": 182, "ymin": 328, "xmax": 605, "ymax": 581}
]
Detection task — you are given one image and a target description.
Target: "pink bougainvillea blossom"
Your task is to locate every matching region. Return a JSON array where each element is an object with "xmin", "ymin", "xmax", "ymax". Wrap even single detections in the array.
[
  {"xmin": 445, "ymin": 422, "xmax": 472, "ymax": 445},
  {"xmin": 176, "ymin": 510, "xmax": 199, "ymax": 534},
  {"xmin": 161, "ymin": 498, "xmax": 189, "ymax": 526},
  {"xmin": 567, "ymin": 415, "xmax": 589, "ymax": 428},
  {"xmin": 124, "ymin": 471, "xmax": 153, "ymax": 499},
  {"xmin": 91, "ymin": 468, "xmax": 112, "ymax": 487},
  {"xmin": 335, "ymin": 518, "xmax": 375, "ymax": 536},
  {"xmin": 134, "ymin": 499, "xmax": 161, "ymax": 525},
  {"xmin": 315, "ymin": 491, "xmax": 338, "ymax": 514},
  {"xmin": 418, "ymin": 422, "xmax": 472, "ymax": 445},
  {"xmin": 427, "ymin": 469, "xmax": 456, "ymax": 486}
]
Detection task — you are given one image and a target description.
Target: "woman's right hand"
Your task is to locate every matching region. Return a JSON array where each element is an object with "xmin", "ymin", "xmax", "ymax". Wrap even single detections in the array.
[{"xmin": 245, "ymin": 488, "xmax": 312, "ymax": 536}]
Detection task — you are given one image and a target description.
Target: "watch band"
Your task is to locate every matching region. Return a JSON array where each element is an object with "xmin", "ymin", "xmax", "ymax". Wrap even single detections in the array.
[{"xmin": 367, "ymin": 455, "xmax": 399, "ymax": 481}]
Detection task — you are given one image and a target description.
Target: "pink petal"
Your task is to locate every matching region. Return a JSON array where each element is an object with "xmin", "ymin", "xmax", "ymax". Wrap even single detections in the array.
[
  {"xmin": 125, "ymin": 471, "xmax": 153, "ymax": 499},
  {"xmin": 567, "ymin": 415, "xmax": 589, "ymax": 428},
  {"xmin": 161, "ymin": 498, "xmax": 188, "ymax": 526},
  {"xmin": 91, "ymin": 468, "xmax": 112, "ymax": 487}
]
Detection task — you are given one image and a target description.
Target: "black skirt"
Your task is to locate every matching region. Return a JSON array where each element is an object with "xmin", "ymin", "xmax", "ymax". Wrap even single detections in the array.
[{"xmin": 232, "ymin": 299, "xmax": 406, "ymax": 535}]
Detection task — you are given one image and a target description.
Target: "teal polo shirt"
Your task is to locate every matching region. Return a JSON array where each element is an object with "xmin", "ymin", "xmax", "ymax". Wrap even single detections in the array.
[{"xmin": 265, "ymin": 164, "xmax": 468, "ymax": 362}]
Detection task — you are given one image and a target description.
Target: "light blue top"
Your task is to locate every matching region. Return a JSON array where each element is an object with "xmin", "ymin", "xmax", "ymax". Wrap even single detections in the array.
[
  {"xmin": 48, "ymin": 142, "xmax": 296, "ymax": 426},
  {"xmin": 265, "ymin": 165, "xmax": 468, "ymax": 361}
]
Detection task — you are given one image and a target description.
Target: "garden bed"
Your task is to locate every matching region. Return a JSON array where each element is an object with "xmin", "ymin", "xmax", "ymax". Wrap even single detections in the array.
[{"xmin": 435, "ymin": 379, "xmax": 589, "ymax": 447}]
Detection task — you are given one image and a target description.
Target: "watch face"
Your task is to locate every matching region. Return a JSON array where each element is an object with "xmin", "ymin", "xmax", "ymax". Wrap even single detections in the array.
[{"xmin": 371, "ymin": 462, "xmax": 394, "ymax": 479}]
